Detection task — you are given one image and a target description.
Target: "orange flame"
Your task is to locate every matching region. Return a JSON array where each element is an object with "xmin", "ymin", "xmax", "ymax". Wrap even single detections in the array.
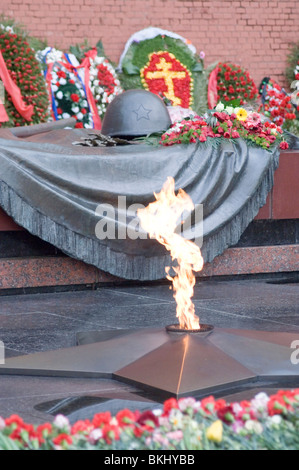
[{"xmin": 137, "ymin": 177, "xmax": 204, "ymax": 330}]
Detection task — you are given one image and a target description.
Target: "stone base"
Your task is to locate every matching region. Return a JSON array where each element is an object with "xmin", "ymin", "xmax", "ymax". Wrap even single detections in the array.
[{"xmin": 0, "ymin": 244, "xmax": 297, "ymax": 291}]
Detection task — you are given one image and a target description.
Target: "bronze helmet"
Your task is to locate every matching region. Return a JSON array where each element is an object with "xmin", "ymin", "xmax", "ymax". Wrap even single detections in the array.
[{"xmin": 101, "ymin": 89, "xmax": 172, "ymax": 138}]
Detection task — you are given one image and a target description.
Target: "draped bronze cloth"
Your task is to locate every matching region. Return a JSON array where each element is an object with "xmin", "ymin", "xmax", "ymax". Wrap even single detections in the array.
[{"xmin": 0, "ymin": 127, "xmax": 281, "ymax": 280}]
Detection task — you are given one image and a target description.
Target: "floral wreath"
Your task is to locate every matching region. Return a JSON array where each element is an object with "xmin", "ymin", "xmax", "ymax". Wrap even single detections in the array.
[
  {"xmin": 38, "ymin": 48, "xmax": 94, "ymax": 129},
  {"xmin": 118, "ymin": 31, "xmax": 205, "ymax": 115},
  {"xmin": 208, "ymin": 62, "xmax": 259, "ymax": 109},
  {"xmin": 0, "ymin": 24, "xmax": 49, "ymax": 128},
  {"xmin": 87, "ymin": 53, "xmax": 123, "ymax": 118}
]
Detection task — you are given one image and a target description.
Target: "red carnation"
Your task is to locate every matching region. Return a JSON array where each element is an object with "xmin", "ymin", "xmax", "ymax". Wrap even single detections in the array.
[
  {"xmin": 52, "ymin": 433, "xmax": 73, "ymax": 446},
  {"xmin": 71, "ymin": 93, "xmax": 80, "ymax": 103},
  {"xmin": 280, "ymin": 141, "xmax": 289, "ymax": 150}
]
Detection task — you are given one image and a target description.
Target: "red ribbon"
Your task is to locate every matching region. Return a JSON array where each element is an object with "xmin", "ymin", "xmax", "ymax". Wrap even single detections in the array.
[
  {"xmin": 0, "ymin": 50, "xmax": 34, "ymax": 123},
  {"xmin": 78, "ymin": 48, "xmax": 102, "ymax": 130},
  {"xmin": 0, "ymin": 97, "xmax": 9, "ymax": 123},
  {"xmin": 207, "ymin": 66, "xmax": 219, "ymax": 109}
]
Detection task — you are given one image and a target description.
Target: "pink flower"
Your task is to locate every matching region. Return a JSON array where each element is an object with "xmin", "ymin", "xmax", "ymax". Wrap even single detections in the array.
[
  {"xmin": 246, "ymin": 112, "xmax": 261, "ymax": 128},
  {"xmin": 231, "ymin": 130, "xmax": 240, "ymax": 138}
]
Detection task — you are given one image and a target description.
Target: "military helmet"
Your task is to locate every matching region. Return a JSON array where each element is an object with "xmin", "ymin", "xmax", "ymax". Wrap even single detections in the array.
[{"xmin": 101, "ymin": 89, "xmax": 172, "ymax": 138}]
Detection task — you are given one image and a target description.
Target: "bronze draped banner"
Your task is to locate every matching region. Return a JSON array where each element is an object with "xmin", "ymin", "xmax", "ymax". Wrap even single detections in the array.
[{"xmin": 0, "ymin": 127, "xmax": 280, "ymax": 280}]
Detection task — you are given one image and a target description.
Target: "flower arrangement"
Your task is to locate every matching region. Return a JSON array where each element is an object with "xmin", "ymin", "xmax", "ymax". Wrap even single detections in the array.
[
  {"xmin": 0, "ymin": 24, "xmax": 49, "ymax": 127},
  {"xmin": 38, "ymin": 48, "xmax": 93, "ymax": 129},
  {"xmin": 0, "ymin": 389, "xmax": 298, "ymax": 450},
  {"xmin": 159, "ymin": 102, "xmax": 288, "ymax": 150},
  {"xmin": 214, "ymin": 62, "xmax": 259, "ymax": 106},
  {"xmin": 118, "ymin": 31, "xmax": 206, "ymax": 115},
  {"xmin": 88, "ymin": 55, "xmax": 123, "ymax": 118},
  {"xmin": 259, "ymin": 77, "xmax": 296, "ymax": 127},
  {"xmin": 69, "ymin": 40, "xmax": 123, "ymax": 120}
]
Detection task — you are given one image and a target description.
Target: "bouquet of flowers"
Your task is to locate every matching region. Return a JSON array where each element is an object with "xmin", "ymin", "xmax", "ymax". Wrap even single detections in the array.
[
  {"xmin": 159, "ymin": 102, "xmax": 288, "ymax": 150},
  {"xmin": 215, "ymin": 62, "xmax": 259, "ymax": 106}
]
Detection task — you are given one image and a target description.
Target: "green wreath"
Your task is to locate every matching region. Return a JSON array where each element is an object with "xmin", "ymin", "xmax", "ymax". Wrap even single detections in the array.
[{"xmin": 118, "ymin": 35, "xmax": 207, "ymax": 115}]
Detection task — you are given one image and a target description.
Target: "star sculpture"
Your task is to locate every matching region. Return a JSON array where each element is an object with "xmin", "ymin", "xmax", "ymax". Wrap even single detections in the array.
[{"xmin": 132, "ymin": 104, "xmax": 152, "ymax": 121}]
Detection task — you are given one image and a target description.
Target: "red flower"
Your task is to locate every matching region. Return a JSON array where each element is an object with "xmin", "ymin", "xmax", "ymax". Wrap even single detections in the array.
[
  {"xmin": 116, "ymin": 409, "xmax": 136, "ymax": 427},
  {"xmin": 102, "ymin": 424, "xmax": 120, "ymax": 444},
  {"xmin": 280, "ymin": 141, "xmax": 289, "ymax": 150},
  {"xmin": 52, "ymin": 433, "xmax": 73, "ymax": 446},
  {"xmin": 71, "ymin": 419, "xmax": 92, "ymax": 435},
  {"xmin": 57, "ymin": 70, "xmax": 66, "ymax": 79},
  {"xmin": 137, "ymin": 410, "xmax": 159, "ymax": 428},
  {"xmin": 75, "ymin": 122, "xmax": 84, "ymax": 128},
  {"xmin": 163, "ymin": 397, "xmax": 179, "ymax": 416},
  {"xmin": 5, "ymin": 414, "xmax": 24, "ymax": 427},
  {"xmin": 92, "ymin": 411, "xmax": 111, "ymax": 428},
  {"xmin": 70, "ymin": 93, "xmax": 80, "ymax": 103},
  {"xmin": 217, "ymin": 405, "xmax": 236, "ymax": 424}
]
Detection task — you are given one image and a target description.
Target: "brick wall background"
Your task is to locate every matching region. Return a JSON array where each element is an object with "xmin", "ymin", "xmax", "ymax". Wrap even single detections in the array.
[{"xmin": 3, "ymin": 0, "xmax": 299, "ymax": 89}]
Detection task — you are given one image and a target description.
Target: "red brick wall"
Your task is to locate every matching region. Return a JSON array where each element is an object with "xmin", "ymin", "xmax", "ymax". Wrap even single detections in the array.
[{"xmin": 3, "ymin": 0, "xmax": 299, "ymax": 89}]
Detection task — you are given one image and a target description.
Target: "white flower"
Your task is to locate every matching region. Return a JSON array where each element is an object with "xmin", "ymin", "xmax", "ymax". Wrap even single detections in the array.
[
  {"xmin": 225, "ymin": 106, "xmax": 234, "ymax": 115},
  {"xmin": 0, "ymin": 416, "xmax": 5, "ymax": 430},
  {"xmin": 56, "ymin": 91, "xmax": 63, "ymax": 100},
  {"xmin": 178, "ymin": 397, "xmax": 197, "ymax": 412},
  {"xmin": 232, "ymin": 403, "xmax": 243, "ymax": 415},
  {"xmin": 93, "ymin": 79, "xmax": 100, "ymax": 87},
  {"xmin": 245, "ymin": 420, "xmax": 263, "ymax": 434},
  {"xmin": 215, "ymin": 102, "xmax": 225, "ymax": 112},
  {"xmin": 72, "ymin": 106, "xmax": 80, "ymax": 114},
  {"xmin": 53, "ymin": 414, "xmax": 70, "ymax": 430},
  {"xmin": 62, "ymin": 112, "xmax": 70, "ymax": 119},
  {"xmin": 168, "ymin": 409, "xmax": 183, "ymax": 429},
  {"xmin": 270, "ymin": 415, "xmax": 282, "ymax": 426},
  {"xmin": 52, "ymin": 85, "xmax": 58, "ymax": 92},
  {"xmin": 88, "ymin": 428, "xmax": 103, "ymax": 444},
  {"xmin": 59, "ymin": 78, "xmax": 67, "ymax": 86},
  {"xmin": 251, "ymin": 392, "xmax": 270, "ymax": 417},
  {"xmin": 76, "ymin": 112, "xmax": 84, "ymax": 120}
]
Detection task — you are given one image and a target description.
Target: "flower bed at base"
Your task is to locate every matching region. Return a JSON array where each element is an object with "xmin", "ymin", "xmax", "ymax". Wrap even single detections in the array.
[{"xmin": 0, "ymin": 389, "xmax": 298, "ymax": 450}]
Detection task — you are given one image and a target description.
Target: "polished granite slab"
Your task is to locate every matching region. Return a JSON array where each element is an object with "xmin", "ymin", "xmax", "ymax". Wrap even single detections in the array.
[{"xmin": 0, "ymin": 277, "xmax": 298, "ymax": 424}]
